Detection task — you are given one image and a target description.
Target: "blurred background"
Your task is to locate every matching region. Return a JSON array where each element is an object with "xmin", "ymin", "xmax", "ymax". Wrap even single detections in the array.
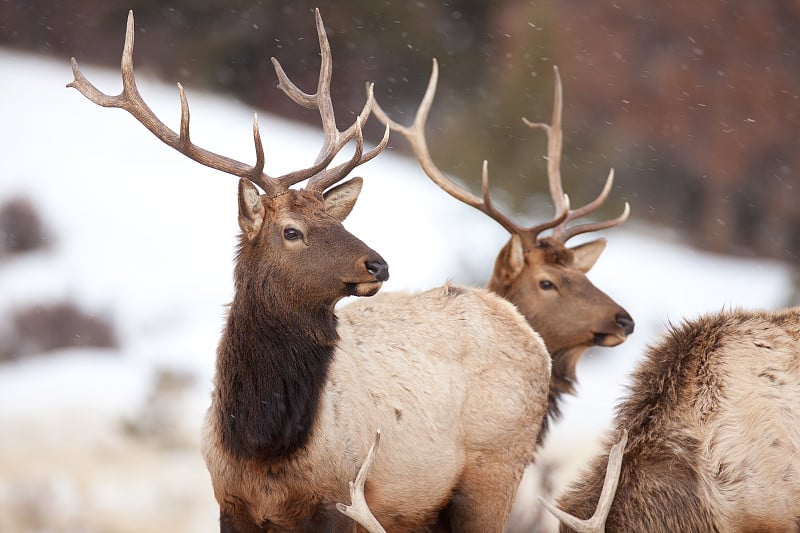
[
  {"xmin": 5, "ymin": 0, "xmax": 800, "ymax": 261},
  {"xmin": 1, "ymin": 1, "xmax": 799, "ymax": 532}
]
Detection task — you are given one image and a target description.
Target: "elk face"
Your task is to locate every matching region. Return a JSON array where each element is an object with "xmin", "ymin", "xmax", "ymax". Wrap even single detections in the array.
[
  {"xmin": 490, "ymin": 235, "xmax": 634, "ymax": 356},
  {"xmin": 237, "ymin": 178, "xmax": 389, "ymax": 306}
]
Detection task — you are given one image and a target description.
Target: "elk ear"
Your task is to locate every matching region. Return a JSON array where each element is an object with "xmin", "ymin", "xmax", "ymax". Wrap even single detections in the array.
[
  {"xmin": 238, "ymin": 179, "xmax": 265, "ymax": 241},
  {"xmin": 570, "ymin": 238, "xmax": 607, "ymax": 273},
  {"xmin": 323, "ymin": 177, "xmax": 363, "ymax": 221},
  {"xmin": 495, "ymin": 234, "xmax": 525, "ymax": 283}
]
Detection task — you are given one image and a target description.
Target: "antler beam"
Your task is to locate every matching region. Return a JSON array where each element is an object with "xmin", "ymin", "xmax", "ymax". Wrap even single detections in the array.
[
  {"xmin": 539, "ymin": 429, "xmax": 628, "ymax": 532},
  {"xmin": 272, "ymin": 9, "xmax": 389, "ymax": 192},
  {"xmin": 68, "ymin": 9, "xmax": 388, "ymax": 197},
  {"xmin": 372, "ymin": 59, "xmax": 568, "ymax": 239},
  {"xmin": 373, "ymin": 61, "xmax": 628, "ymax": 246},
  {"xmin": 523, "ymin": 66, "xmax": 630, "ymax": 243},
  {"xmin": 336, "ymin": 430, "xmax": 387, "ymax": 533}
]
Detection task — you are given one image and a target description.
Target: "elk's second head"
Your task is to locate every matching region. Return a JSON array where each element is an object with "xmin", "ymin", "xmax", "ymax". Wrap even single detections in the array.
[
  {"xmin": 68, "ymin": 9, "xmax": 390, "ymax": 310},
  {"xmin": 373, "ymin": 62, "xmax": 633, "ymax": 382},
  {"xmin": 490, "ymin": 234, "xmax": 633, "ymax": 357}
]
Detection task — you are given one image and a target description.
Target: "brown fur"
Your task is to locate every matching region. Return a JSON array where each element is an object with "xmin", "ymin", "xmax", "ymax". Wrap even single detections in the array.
[
  {"xmin": 556, "ymin": 308, "xmax": 800, "ymax": 532},
  {"xmin": 202, "ymin": 182, "xmax": 552, "ymax": 532},
  {"xmin": 488, "ymin": 236, "xmax": 634, "ymax": 439}
]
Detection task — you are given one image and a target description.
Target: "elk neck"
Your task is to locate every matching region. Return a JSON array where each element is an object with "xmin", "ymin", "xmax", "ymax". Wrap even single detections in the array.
[
  {"xmin": 537, "ymin": 346, "xmax": 586, "ymax": 444},
  {"xmin": 213, "ymin": 260, "xmax": 340, "ymax": 463}
]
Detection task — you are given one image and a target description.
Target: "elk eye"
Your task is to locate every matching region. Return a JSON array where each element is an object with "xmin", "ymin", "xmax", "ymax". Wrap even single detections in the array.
[
  {"xmin": 283, "ymin": 227, "xmax": 303, "ymax": 241},
  {"xmin": 539, "ymin": 280, "xmax": 555, "ymax": 290}
]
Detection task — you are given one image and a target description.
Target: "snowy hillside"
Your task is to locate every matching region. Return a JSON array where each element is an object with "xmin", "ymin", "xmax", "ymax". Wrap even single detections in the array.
[{"xmin": 0, "ymin": 49, "xmax": 794, "ymax": 532}]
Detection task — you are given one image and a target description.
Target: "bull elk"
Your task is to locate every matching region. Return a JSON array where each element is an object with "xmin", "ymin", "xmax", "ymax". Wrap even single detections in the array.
[
  {"xmin": 68, "ymin": 10, "xmax": 552, "ymax": 533},
  {"xmin": 544, "ymin": 307, "xmax": 800, "ymax": 532},
  {"xmin": 372, "ymin": 61, "xmax": 634, "ymax": 439}
]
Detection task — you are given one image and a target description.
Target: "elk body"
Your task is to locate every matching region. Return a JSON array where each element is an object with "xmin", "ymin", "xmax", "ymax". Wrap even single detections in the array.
[
  {"xmin": 68, "ymin": 11, "xmax": 552, "ymax": 533},
  {"xmin": 373, "ymin": 62, "xmax": 634, "ymax": 439},
  {"xmin": 549, "ymin": 307, "xmax": 800, "ymax": 532}
]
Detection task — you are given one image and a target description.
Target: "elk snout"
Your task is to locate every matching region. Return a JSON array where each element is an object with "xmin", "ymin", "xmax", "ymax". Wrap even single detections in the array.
[
  {"xmin": 349, "ymin": 256, "xmax": 389, "ymax": 297},
  {"xmin": 616, "ymin": 312, "xmax": 635, "ymax": 335},
  {"xmin": 365, "ymin": 258, "xmax": 390, "ymax": 282},
  {"xmin": 593, "ymin": 309, "xmax": 635, "ymax": 347}
]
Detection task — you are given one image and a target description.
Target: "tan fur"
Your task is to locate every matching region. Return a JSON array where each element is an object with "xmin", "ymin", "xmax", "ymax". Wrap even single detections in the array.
[
  {"xmin": 488, "ymin": 236, "xmax": 634, "ymax": 444},
  {"xmin": 203, "ymin": 285, "xmax": 550, "ymax": 532},
  {"xmin": 557, "ymin": 308, "xmax": 800, "ymax": 532}
]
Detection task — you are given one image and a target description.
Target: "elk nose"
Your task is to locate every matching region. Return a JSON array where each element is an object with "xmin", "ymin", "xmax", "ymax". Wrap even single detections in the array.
[
  {"xmin": 365, "ymin": 258, "xmax": 389, "ymax": 282},
  {"xmin": 616, "ymin": 312, "xmax": 635, "ymax": 335}
]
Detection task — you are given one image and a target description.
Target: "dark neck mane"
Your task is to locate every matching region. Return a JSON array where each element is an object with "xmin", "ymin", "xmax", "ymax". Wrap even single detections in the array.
[
  {"xmin": 214, "ymin": 272, "xmax": 338, "ymax": 462},
  {"xmin": 537, "ymin": 346, "xmax": 584, "ymax": 446}
]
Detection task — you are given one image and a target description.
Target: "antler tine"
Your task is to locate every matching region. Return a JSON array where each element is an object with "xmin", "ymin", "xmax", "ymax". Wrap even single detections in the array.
[
  {"xmin": 272, "ymin": 8, "xmax": 388, "ymax": 193},
  {"xmin": 304, "ymin": 86, "xmax": 390, "ymax": 192},
  {"xmin": 523, "ymin": 65, "xmax": 629, "ymax": 244},
  {"xmin": 523, "ymin": 65, "xmax": 568, "ymax": 220},
  {"xmin": 539, "ymin": 429, "xmax": 628, "ymax": 533},
  {"xmin": 336, "ymin": 430, "xmax": 387, "ymax": 533},
  {"xmin": 372, "ymin": 59, "xmax": 527, "ymax": 237},
  {"xmin": 554, "ymin": 168, "xmax": 630, "ymax": 241},
  {"xmin": 67, "ymin": 10, "xmax": 281, "ymax": 194}
]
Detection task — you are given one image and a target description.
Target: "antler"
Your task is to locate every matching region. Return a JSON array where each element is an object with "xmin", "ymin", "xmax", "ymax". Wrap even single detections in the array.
[
  {"xmin": 539, "ymin": 429, "xmax": 628, "ymax": 533},
  {"xmin": 272, "ymin": 9, "xmax": 389, "ymax": 192},
  {"xmin": 371, "ymin": 59, "xmax": 569, "ymax": 240},
  {"xmin": 67, "ymin": 9, "xmax": 388, "ymax": 198},
  {"xmin": 373, "ymin": 61, "xmax": 629, "ymax": 246},
  {"xmin": 523, "ymin": 66, "xmax": 629, "ymax": 243},
  {"xmin": 336, "ymin": 430, "xmax": 387, "ymax": 533}
]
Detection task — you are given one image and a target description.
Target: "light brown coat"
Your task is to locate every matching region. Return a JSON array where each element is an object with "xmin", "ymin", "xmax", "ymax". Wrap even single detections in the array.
[{"xmin": 556, "ymin": 308, "xmax": 800, "ymax": 532}]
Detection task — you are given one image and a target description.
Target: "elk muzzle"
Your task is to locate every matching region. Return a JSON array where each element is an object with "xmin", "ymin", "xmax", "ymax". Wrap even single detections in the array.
[
  {"xmin": 593, "ymin": 310, "xmax": 635, "ymax": 347},
  {"xmin": 348, "ymin": 256, "xmax": 389, "ymax": 297}
]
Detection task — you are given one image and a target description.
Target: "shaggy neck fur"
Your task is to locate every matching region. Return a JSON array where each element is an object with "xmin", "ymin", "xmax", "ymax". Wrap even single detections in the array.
[
  {"xmin": 538, "ymin": 346, "xmax": 584, "ymax": 444},
  {"xmin": 214, "ymin": 258, "xmax": 339, "ymax": 462},
  {"xmin": 490, "ymin": 237, "xmax": 582, "ymax": 447}
]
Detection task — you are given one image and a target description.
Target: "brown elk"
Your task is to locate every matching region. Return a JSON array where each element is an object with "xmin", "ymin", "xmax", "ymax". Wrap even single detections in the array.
[
  {"xmin": 68, "ymin": 10, "xmax": 551, "ymax": 533},
  {"xmin": 372, "ymin": 61, "xmax": 634, "ymax": 439},
  {"xmin": 544, "ymin": 307, "xmax": 800, "ymax": 532}
]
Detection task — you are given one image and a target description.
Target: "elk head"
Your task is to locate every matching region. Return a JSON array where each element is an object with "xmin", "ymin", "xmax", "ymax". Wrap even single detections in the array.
[
  {"xmin": 373, "ymin": 61, "xmax": 633, "ymax": 415},
  {"xmin": 67, "ymin": 9, "xmax": 390, "ymax": 311}
]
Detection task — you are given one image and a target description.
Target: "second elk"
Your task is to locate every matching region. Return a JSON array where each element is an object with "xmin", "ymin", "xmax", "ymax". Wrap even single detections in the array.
[
  {"xmin": 68, "ymin": 10, "xmax": 551, "ymax": 533},
  {"xmin": 373, "ymin": 61, "xmax": 634, "ymax": 439},
  {"xmin": 545, "ymin": 307, "xmax": 800, "ymax": 533}
]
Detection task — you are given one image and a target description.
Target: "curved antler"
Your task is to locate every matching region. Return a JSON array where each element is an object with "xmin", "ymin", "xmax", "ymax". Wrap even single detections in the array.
[
  {"xmin": 523, "ymin": 66, "xmax": 630, "ymax": 243},
  {"xmin": 539, "ymin": 429, "xmax": 628, "ymax": 533},
  {"xmin": 336, "ymin": 430, "xmax": 387, "ymax": 533},
  {"xmin": 67, "ymin": 9, "xmax": 388, "ymax": 197},
  {"xmin": 371, "ymin": 59, "xmax": 568, "ymax": 240},
  {"xmin": 272, "ymin": 9, "xmax": 389, "ymax": 193},
  {"xmin": 373, "ymin": 61, "xmax": 628, "ymax": 246}
]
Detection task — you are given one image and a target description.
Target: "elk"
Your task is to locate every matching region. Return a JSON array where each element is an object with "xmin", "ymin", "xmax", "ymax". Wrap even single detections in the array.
[
  {"xmin": 68, "ymin": 10, "xmax": 552, "ymax": 533},
  {"xmin": 372, "ymin": 61, "xmax": 634, "ymax": 439},
  {"xmin": 544, "ymin": 307, "xmax": 800, "ymax": 532}
]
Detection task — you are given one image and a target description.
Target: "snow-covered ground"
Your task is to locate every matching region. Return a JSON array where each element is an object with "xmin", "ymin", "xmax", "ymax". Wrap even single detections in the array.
[{"xmin": 0, "ymin": 49, "xmax": 795, "ymax": 532}]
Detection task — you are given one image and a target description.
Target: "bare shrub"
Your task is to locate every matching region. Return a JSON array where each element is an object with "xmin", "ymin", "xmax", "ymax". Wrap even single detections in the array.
[
  {"xmin": 0, "ymin": 302, "xmax": 118, "ymax": 361},
  {"xmin": 0, "ymin": 197, "xmax": 48, "ymax": 256}
]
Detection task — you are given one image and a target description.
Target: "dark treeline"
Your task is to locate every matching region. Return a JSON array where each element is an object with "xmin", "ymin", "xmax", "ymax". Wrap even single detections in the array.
[{"xmin": 3, "ymin": 0, "xmax": 800, "ymax": 262}]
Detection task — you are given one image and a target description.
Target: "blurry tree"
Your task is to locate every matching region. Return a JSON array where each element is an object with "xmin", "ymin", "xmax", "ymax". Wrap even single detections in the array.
[{"xmin": 2, "ymin": 0, "xmax": 799, "ymax": 263}]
